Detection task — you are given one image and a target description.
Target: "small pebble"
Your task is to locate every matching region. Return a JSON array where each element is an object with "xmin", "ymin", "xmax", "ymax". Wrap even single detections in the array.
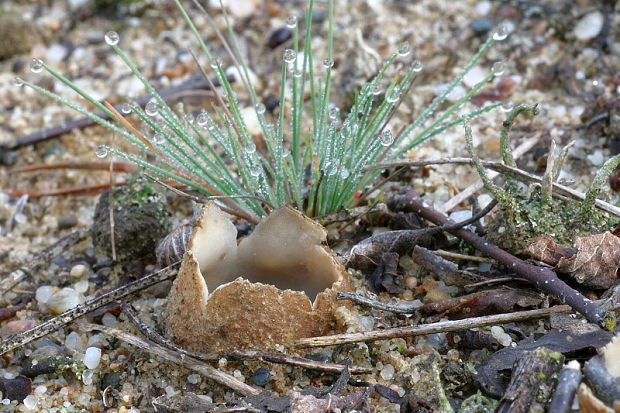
[
  {"xmin": 70, "ymin": 264, "xmax": 88, "ymax": 277},
  {"xmin": 574, "ymin": 11, "xmax": 604, "ymax": 41},
  {"xmin": 46, "ymin": 288, "xmax": 85, "ymax": 314},
  {"xmin": 490, "ymin": 326, "xmax": 513, "ymax": 347},
  {"xmin": 22, "ymin": 395, "xmax": 37, "ymax": 410},
  {"xmin": 82, "ymin": 369, "xmax": 94, "ymax": 385},
  {"xmin": 35, "ymin": 286, "xmax": 55, "ymax": 304},
  {"xmin": 1, "ymin": 320, "xmax": 37, "ymax": 338},
  {"xmin": 405, "ymin": 277, "xmax": 418, "ymax": 290},
  {"xmin": 251, "ymin": 367, "xmax": 270, "ymax": 386},
  {"xmin": 267, "ymin": 27, "xmax": 292, "ymax": 49},
  {"xmin": 380, "ymin": 364, "xmax": 395, "ymax": 380},
  {"xmin": 469, "ymin": 18, "xmax": 493, "ymax": 36},
  {"xmin": 83, "ymin": 347, "xmax": 102, "ymax": 369},
  {"xmin": 187, "ymin": 373, "xmax": 201, "ymax": 384}
]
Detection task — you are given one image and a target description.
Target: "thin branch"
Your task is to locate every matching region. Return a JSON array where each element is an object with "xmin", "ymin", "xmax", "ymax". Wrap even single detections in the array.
[
  {"xmin": 295, "ymin": 305, "xmax": 573, "ymax": 348},
  {"xmin": 0, "ymin": 262, "xmax": 180, "ymax": 356},
  {"xmin": 401, "ymin": 197, "xmax": 609, "ymax": 326},
  {"xmin": 0, "ymin": 229, "xmax": 88, "ymax": 296},
  {"xmin": 80, "ymin": 323, "xmax": 260, "ymax": 397}
]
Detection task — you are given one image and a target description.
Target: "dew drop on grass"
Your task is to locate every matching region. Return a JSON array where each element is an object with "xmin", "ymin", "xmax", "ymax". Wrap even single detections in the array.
[
  {"xmin": 379, "ymin": 130, "xmax": 394, "ymax": 146},
  {"xmin": 250, "ymin": 165, "xmax": 261, "ymax": 177},
  {"xmin": 492, "ymin": 60, "xmax": 505, "ymax": 76},
  {"xmin": 328, "ymin": 107, "xmax": 340, "ymax": 120},
  {"xmin": 104, "ymin": 31, "xmax": 119, "ymax": 46},
  {"xmin": 14, "ymin": 77, "xmax": 24, "ymax": 87},
  {"xmin": 322, "ymin": 58, "xmax": 334, "ymax": 69},
  {"xmin": 30, "ymin": 58, "xmax": 43, "ymax": 73},
  {"xmin": 370, "ymin": 84, "xmax": 382, "ymax": 95},
  {"xmin": 286, "ymin": 16, "xmax": 298, "ymax": 29},
  {"xmin": 412, "ymin": 60, "xmax": 423, "ymax": 72},
  {"xmin": 95, "ymin": 145, "xmax": 108, "ymax": 158},
  {"xmin": 501, "ymin": 101, "xmax": 513, "ymax": 112},
  {"xmin": 145, "ymin": 99, "xmax": 159, "ymax": 116},
  {"xmin": 246, "ymin": 142, "xmax": 256, "ymax": 154},
  {"xmin": 184, "ymin": 113, "xmax": 194, "ymax": 124},
  {"xmin": 293, "ymin": 69, "xmax": 303, "ymax": 78},
  {"xmin": 386, "ymin": 88, "xmax": 400, "ymax": 103},
  {"xmin": 283, "ymin": 49, "xmax": 297, "ymax": 63},
  {"xmin": 397, "ymin": 42, "xmax": 411, "ymax": 57},
  {"xmin": 210, "ymin": 59, "xmax": 221, "ymax": 70},
  {"xmin": 254, "ymin": 102, "xmax": 266, "ymax": 114},
  {"xmin": 197, "ymin": 111, "xmax": 209, "ymax": 125},
  {"xmin": 120, "ymin": 103, "xmax": 132, "ymax": 114},
  {"xmin": 493, "ymin": 24, "xmax": 509, "ymax": 41},
  {"xmin": 153, "ymin": 133, "xmax": 165, "ymax": 145},
  {"xmin": 340, "ymin": 169, "xmax": 350, "ymax": 179}
]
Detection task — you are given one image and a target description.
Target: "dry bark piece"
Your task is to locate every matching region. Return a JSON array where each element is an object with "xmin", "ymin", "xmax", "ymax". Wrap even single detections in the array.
[
  {"xmin": 556, "ymin": 232, "xmax": 620, "ymax": 290},
  {"xmin": 166, "ymin": 203, "xmax": 349, "ymax": 352},
  {"xmin": 583, "ymin": 334, "xmax": 620, "ymax": 407},
  {"xmin": 578, "ymin": 383, "xmax": 616, "ymax": 413}
]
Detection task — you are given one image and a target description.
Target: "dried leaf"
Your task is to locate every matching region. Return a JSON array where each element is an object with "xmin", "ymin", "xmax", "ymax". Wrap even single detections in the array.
[
  {"xmin": 526, "ymin": 234, "xmax": 576, "ymax": 266},
  {"xmin": 578, "ymin": 383, "xmax": 614, "ymax": 413},
  {"xmin": 557, "ymin": 232, "xmax": 620, "ymax": 289},
  {"xmin": 367, "ymin": 252, "xmax": 400, "ymax": 294}
]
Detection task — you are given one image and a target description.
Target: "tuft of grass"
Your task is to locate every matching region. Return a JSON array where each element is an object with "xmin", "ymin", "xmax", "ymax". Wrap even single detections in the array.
[{"xmin": 16, "ymin": 0, "xmax": 508, "ymax": 220}]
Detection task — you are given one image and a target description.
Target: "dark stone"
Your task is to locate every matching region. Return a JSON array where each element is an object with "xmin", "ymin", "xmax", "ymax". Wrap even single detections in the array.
[
  {"xmin": 251, "ymin": 367, "xmax": 271, "ymax": 386},
  {"xmin": 267, "ymin": 27, "xmax": 292, "ymax": 49},
  {"xmin": 469, "ymin": 18, "xmax": 493, "ymax": 36},
  {"xmin": 264, "ymin": 96, "xmax": 280, "ymax": 113},
  {"xmin": 91, "ymin": 177, "xmax": 171, "ymax": 264},
  {"xmin": 100, "ymin": 371, "xmax": 123, "ymax": 391},
  {"xmin": 57, "ymin": 216, "xmax": 78, "ymax": 229}
]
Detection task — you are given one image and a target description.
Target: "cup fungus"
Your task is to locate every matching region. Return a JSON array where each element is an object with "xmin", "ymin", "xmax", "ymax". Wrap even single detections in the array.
[{"xmin": 166, "ymin": 202, "xmax": 349, "ymax": 352}]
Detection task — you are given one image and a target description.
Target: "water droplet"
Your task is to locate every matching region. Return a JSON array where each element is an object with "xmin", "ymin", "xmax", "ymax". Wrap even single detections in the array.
[
  {"xmin": 254, "ymin": 102, "xmax": 266, "ymax": 115},
  {"xmin": 493, "ymin": 24, "xmax": 509, "ymax": 41},
  {"xmin": 13, "ymin": 77, "xmax": 24, "ymax": 87},
  {"xmin": 386, "ymin": 88, "xmax": 400, "ymax": 103},
  {"xmin": 283, "ymin": 49, "xmax": 297, "ymax": 63},
  {"xmin": 145, "ymin": 98, "xmax": 159, "ymax": 116},
  {"xmin": 30, "ymin": 58, "xmax": 43, "ymax": 74},
  {"xmin": 501, "ymin": 101, "xmax": 513, "ymax": 112},
  {"xmin": 250, "ymin": 165, "xmax": 261, "ymax": 177},
  {"xmin": 412, "ymin": 60, "xmax": 423, "ymax": 72},
  {"xmin": 210, "ymin": 59, "xmax": 221, "ymax": 70},
  {"xmin": 370, "ymin": 84, "xmax": 382, "ymax": 95},
  {"xmin": 246, "ymin": 142, "xmax": 256, "ymax": 154},
  {"xmin": 120, "ymin": 103, "xmax": 132, "ymax": 114},
  {"xmin": 95, "ymin": 145, "xmax": 108, "ymax": 158},
  {"xmin": 322, "ymin": 57, "xmax": 334, "ymax": 69},
  {"xmin": 184, "ymin": 113, "xmax": 194, "ymax": 124},
  {"xmin": 328, "ymin": 107, "xmax": 340, "ymax": 120},
  {"xmin": 282, "ymin": 149, "xmax": 290, "ymax": 158},
  {"xmin": 398, "ymin": 42, "xmax": 411, "ymax": 57},
  {"xmin": 340, "ymin": 169, "xmax": 350, "ymax": 179},
  {"xmin": 286, "ymin": 16, "xmax": 298, "ymax": 29},
  {"xmin": 104, "ymin": 31, "xmax": 119, "ymax": 46},
  {"xmin": 492, "ymin": 60, "xmax": 505, "ymax": 76},
  {"xmin": 197, "ymin": 111, "xmax": 209, "ymax": 125},
  {"xmin": 153, "ymin": 133, "xmax": 165, "ymax": 145},
  {"xmin": 293, "ymin": 69, "xmax": 303, "ymax": 78},
  {"xmin": 379, "ymin": 130, "xmax": 394, "ymax": 146}
]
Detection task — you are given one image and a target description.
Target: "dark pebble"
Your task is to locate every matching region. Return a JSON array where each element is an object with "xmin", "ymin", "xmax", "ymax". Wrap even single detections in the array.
[
  {"xmin": 57, "ymin": 216, "xmax": 78, "ymax": 229},
  {"xmin": 264, "ymin": 96, "xmax": 280, "ymax": 112},
  {"xmin": 304, "ymin": 352, "xmax": 331, "ymax": 363},
  {"xmin": 469, "ymin": 18, "xmax": 493, "ymax": 36},
  {"xmin": 251, "ymin": 367, "xmax": 270, "ymax": 386},
  {"xmin": 0, "ymin": 376, "xmax": 31, "ymax": 402},
  {"xmin": 100, "ymin": 371, "xmax": 123, "ymax": 390},
  {"xmin": 20, "ymin": 356, "xmax": 76, "ymax": 378},
  {"xmin": 267, "ymin": 27, "xmax": 292, "ymax": 49}
]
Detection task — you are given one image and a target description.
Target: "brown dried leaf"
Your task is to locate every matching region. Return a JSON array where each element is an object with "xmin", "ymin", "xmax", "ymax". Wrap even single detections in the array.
[
  {"xmin": 557, "ymin": 232, "xmax": 620, "ymax": 289},
  {"xmin": 526, "ymin": 234, "xmax": 576, "ymax": 266},
  {"xmin": 578, "ymin": 383, "xmax": 614, "ymax": 413}
]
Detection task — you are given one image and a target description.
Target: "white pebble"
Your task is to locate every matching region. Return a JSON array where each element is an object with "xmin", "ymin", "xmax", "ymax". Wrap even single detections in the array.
[
  {"xmin": 82, "ymin": 369, "xmax": 94, "ymax": 385},
  {"xmin": 74, "ymin": 279, "xmax": 89, "ymax": 293},
  {"xmin": 574, "ymin": 11, "xmax": 604, "ymax": 41},
  {"xmin": 65, "ymin": 331, "xmax": 85, "ymax": 352},
  {"xmin": 101, "ymin": 313, "xmax": 117, "ymax": 328},
  {"xmin": 490, "ymin": 326, "xmax": 513, "ymax": 347},
  {"xmin": 83, "ymin": 347, "xmax": 102, "ymax": 369},
  {"xmin": 70, "ymin": 264, "xmax": 88, "ymax": 277},
  {"xmin": 187, "ymin": 373, "xmax": 201, "ymax": 384},
  {"xmin": 34, "ymin": 385, "xmax": 46, "ymax": 395},
  {"xmin": 22, "ymin": 395, "xmax": 37, "ymax": 410},
  {"xmin": 380, "ymin": 364, "xmax": 395, "ymax": 380},
  {"xmin": 474, "ymin": 1, "xmax": 491, "ymax": 15},
  {"xmin": 587, "ymin": 150, "xmax": 605, "ymax": 166},
  {"xmin": 46, "ymin": 288, "xmax": 85, "ymax": 314},
  {"xmin": 35, "ymin": 286, "xmax": 55, "ymax": 304}
]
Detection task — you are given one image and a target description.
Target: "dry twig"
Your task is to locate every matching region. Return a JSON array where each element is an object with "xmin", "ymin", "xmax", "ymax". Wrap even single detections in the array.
[
  {"xmin": 81, "ymin": 323, "xmax": 259, "ymax": 397},
  {"xmin": 0, "ymin": 262, "xmax": 180, "ymax": 356},
  {"xmin": 295, "ymin": 305, "xmax": 573, "ymax": 348}
]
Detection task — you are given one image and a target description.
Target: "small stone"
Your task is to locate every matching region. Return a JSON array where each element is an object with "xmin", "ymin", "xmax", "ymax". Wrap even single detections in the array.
[
  {"xmin": 74, "ymin": 279, "xmax": 89, "ymax": 293},
  {"xmin": 490, "ymin": 326, "xmax": 513, "ymax": 347},
  {"xmin": 46, "ymin": 288, "xmax": 85, "ymax": 314},
  {"xmin": 34, "ymin": 385, "xmax": 46, "ymax": 395},
  {"xmin": 267, "ymin": 27, "xmax": 292, "ymax": 49},
  {"xmin": 574, "ymin": 11, "xmax": 604, "ymax": 41},
  {"xmin": 83, "ymin": 347, "xmax": 102, "ymax": 369},
  {"xmin": 65, "ymin": 331, "xmax": 85, "ymax": 352},
  {"xmin": 1, "ymin": 320, "xmax": 37, "ymax": 338},
  {"xmin": 82, "ymin": 369, "xmax": 94, "ymax": 385},
  {"xmin": 251, "ymin": 367, "xmax": 270, "ymax": 386},
  {"xmin": 101, "ymin": 312, "xmax": 117, "ymax": 328},
  {"xmin": 469, "ymin": 18, "xmax": 493, "ymax": 36},
  {"xmin": 57, "ymin": 216, "xmax": 78, "ymax": 229},
  {"xmin": 70, "ymin": 264, "xmax": 88, "ymax": 277},
  {"xmin": 405, "ymin": 277, "xmax": 418, "ymax": 290},
  {"xmin": 35, "ymin": 286, "xmax": 55, "ymax": 304},
  {"xmin": 23, "ymin": 395, "xmax": 37, "ymax": 410},
  {"xmin": 187, "ymin": 373, "xmax": 200, "ymax": 384},
  {"xmin": 380, "ymin": 364, "xmax": 395, "ymax": 380}
]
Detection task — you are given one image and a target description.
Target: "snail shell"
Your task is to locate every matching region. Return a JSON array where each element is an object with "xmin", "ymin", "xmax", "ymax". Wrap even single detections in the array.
[{"xmin": 156, "ymin": 223, "xmax": 193, "ymax": 267}]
